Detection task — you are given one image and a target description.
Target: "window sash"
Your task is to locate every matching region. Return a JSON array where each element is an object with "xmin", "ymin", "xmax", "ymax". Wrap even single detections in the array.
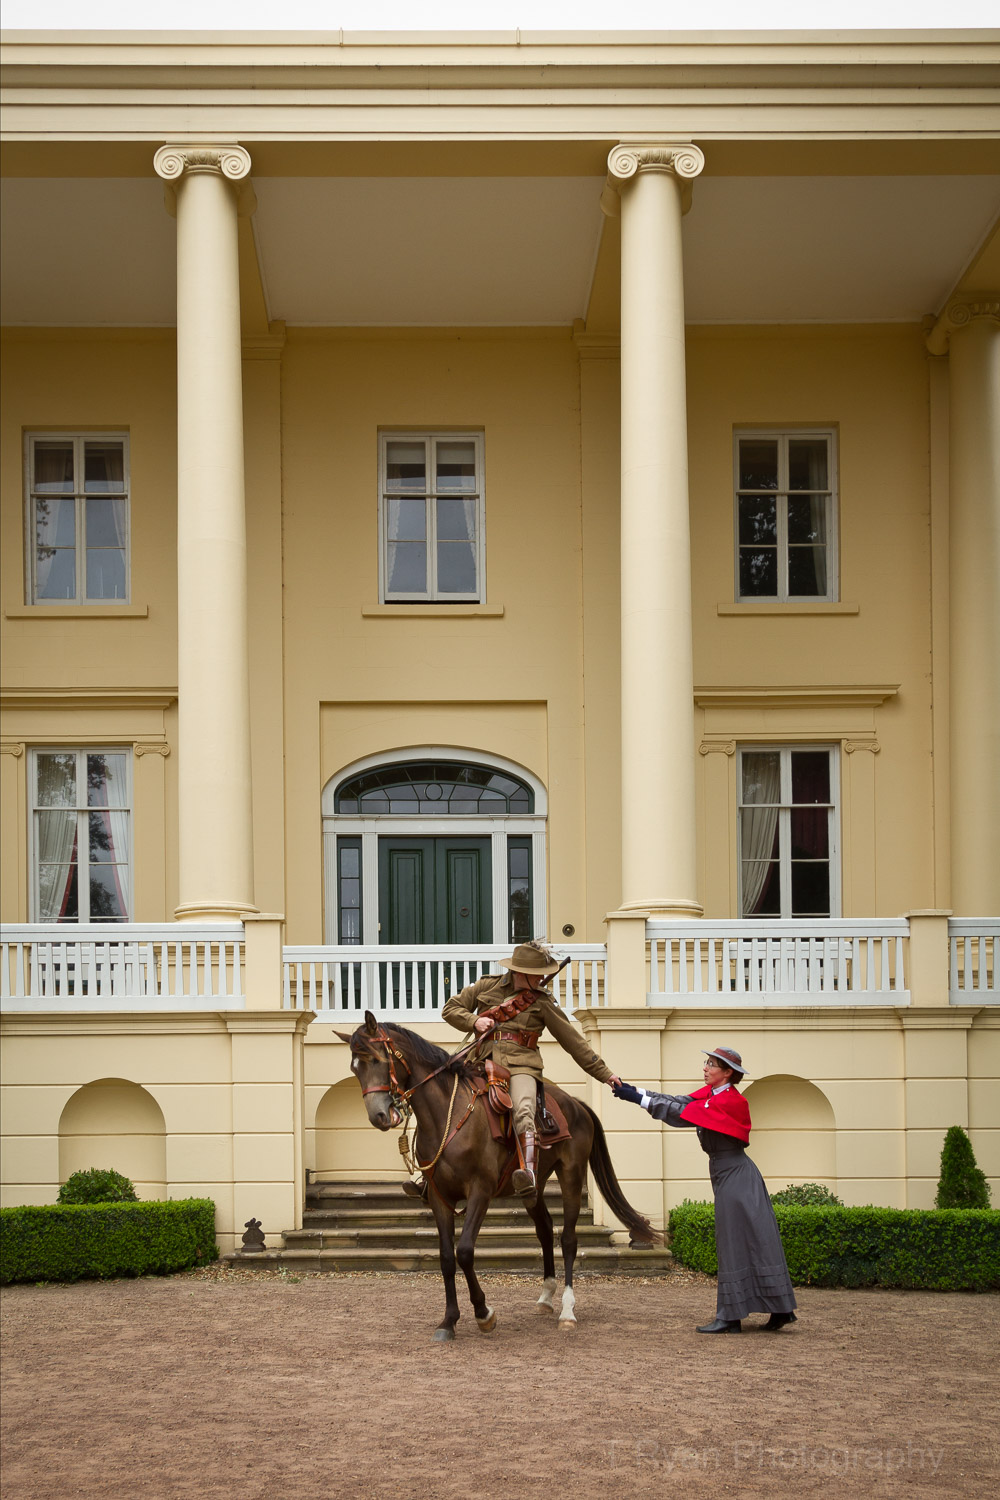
[
  {"xmin": 733, "ymin": 430, "xmax": 836, "ymax": 602},
  {"xmin": 26, "ymin": 433, "xmax": 130, "ymax": 604},
  {"xmin": 29, "ymin": 748, "xmax": 132, "ymax": 922},
  {"xmin": 737, "ymin": 746, "xmax": 839, "ymax": 919},
  {"xmin": 379, "ymin": 432, "xmax": 484, "ymax": 602}
]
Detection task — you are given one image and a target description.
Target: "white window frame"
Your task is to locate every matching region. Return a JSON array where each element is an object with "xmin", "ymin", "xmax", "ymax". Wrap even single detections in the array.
[
  {"xmin": 378, "ymin": 430, "xmax": 485, "ymax": 603},
  {"xmin": 736, "ymin": 744, "xmax": 840, "ymax": 919},
  {"xmin": 322, "ymin": 748, "xmax": 545, "ymax": 943},
  {"xmin": 24, "ymin": 431, "xmax": 131, "ymax": 605},
  {"xmin": 28, "ymin": 747, "xmax": 133, "ymax": 922},
  {"xmin": 733, "ymin": 428, "xmax": 838, "ymax": 603}
]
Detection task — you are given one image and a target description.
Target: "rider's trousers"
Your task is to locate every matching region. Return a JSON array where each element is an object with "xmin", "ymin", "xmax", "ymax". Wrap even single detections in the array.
[{"xmin": 509, "ymin": 1072, "xmax": 537, "ymax": 1135}]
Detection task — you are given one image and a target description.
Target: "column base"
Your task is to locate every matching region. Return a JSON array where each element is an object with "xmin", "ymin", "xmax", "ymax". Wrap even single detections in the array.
[
  {"xmin": 175, "ymin": 900, "xmax": 258, "ymax": 923},
  {"xmin": 615, "ymin": 898, "xmax": 704, "ymax": 919}
]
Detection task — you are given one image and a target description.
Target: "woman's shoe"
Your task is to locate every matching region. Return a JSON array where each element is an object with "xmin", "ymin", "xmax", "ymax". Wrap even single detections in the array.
[
  {"xmin": 760, "ymin": 1312, "xmax": 798, "ymax": 1331},
  {"xmin": 696, "ymin": 1317, "xmax": 742, "ymax": 1333}
]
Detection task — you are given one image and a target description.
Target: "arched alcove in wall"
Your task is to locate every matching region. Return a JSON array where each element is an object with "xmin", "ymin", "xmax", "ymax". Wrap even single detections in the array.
[
  {"xmin": 58, "ymin": 1078, "xmax": 167, "ymax": 1198},
  {"xmin": 313, "ymin": 1078, "xmax": 408, "ymax": 1182},
  {"xmin": 741, "ymin": 1074, "xmax": 837, "ymax": 1193}
]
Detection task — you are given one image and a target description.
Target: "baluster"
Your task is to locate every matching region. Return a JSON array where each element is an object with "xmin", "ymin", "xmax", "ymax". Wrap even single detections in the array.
[{"xmin": 866, "ymin": 935, "xmax": 876, "ymax": 994}]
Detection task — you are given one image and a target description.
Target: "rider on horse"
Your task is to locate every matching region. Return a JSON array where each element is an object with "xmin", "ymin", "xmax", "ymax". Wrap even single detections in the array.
[{"xmin": 442, "ymin": 940, "xmax": 622, "ymax": 1201}]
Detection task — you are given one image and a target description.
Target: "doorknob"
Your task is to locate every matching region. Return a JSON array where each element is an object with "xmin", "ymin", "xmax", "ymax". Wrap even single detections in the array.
[{"xmin": 460, "ymin": 906, "xmax": 470, "ymax": 917}]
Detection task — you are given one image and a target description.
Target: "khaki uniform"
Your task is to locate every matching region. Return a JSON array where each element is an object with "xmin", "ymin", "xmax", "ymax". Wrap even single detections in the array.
[{"xmin": 442, "ymin": 973, "xmax": 613, "ymax": 1133}]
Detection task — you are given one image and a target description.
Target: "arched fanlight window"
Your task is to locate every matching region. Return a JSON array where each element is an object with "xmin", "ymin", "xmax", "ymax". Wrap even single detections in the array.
[{"xmin": 334, "ymin": 759, "xmax": 534, "ymax": 816}]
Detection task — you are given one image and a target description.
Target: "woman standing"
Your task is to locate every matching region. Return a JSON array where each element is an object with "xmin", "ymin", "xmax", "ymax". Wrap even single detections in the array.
[{"xmin": 613, "ymin": 1046, "xmax": 798, "ymax": 1333}]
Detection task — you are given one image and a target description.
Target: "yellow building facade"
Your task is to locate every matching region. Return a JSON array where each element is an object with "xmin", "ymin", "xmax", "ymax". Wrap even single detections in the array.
[{"xmin": 1, "ymin": 31, "xmax": 998, "ymax": 1249}]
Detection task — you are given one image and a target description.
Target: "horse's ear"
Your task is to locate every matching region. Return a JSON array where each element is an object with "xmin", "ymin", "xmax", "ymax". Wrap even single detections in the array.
[
  {"xmin": 332, "ymin": 1029, "xmax": 355, "ymax": 1045},
  {"xmin": 364, "ymin": 1010, "xmax": 379, "ymax": 1036}
]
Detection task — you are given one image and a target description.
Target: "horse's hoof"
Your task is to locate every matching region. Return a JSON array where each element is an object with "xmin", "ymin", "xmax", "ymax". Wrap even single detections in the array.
[
  {"xmin": 433, "ymin": 1326, "xmax": 457, "ymax": 1342},
  {"xmin": 535, "ymin": 1301, "xmax": 555, "ymax": 1315},
  {"xmin": 558, "ymin": 1319, "xmax": 578, "ymax": 1332},
  {"xmin": 476, "ymin": 1307, "xmax": 498, "ymax": 1333}
]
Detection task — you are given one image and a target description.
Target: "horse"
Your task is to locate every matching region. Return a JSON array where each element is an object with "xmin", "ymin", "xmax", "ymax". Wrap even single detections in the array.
[{"xmin": 336, "ymin": 1010, "xmax": 660, "ymax": 1341}]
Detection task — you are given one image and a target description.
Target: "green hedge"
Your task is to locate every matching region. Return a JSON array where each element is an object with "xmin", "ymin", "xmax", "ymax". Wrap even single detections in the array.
[
  {"xmin": 668, "ymin": 1201, "xmax": 1000, "ymax": 1291},
  {"xmin": 0, "ymin": 1199, "xmax": 218, "ymax": 1285}
]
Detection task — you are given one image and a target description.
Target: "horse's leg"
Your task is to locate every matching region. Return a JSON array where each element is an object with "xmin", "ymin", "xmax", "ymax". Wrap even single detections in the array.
[
  {"xmin": 428, "ymin": 1191, "xmax": 462, "ymax": 1343},
  {"xmin": 525, "ymin": 1167, "xmax": 558, "ymax": 1314},
  {"xmin": 455, "ymin": 1188, "xmax": 497, "ymax": 1333},
  {"xmin": 555, "ymin": 1160, "xmax": 585, "ymax": 1332}
]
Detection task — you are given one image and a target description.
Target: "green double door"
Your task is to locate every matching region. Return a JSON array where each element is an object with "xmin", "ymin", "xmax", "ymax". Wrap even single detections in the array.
[{"xmin": 377, "ymin": 837, "xmax": 493, "ymax": 944}]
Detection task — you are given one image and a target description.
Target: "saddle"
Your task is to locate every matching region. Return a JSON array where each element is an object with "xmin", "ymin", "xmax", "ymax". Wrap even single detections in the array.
[{"xmin": 472, "ymin": 1062, "xmax": 571, "ymax": 1147}]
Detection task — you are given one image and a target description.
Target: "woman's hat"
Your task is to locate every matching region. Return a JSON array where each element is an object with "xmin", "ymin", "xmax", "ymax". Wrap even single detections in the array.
[
  {"xmin": 703, "ymin": 1045, "xmax": 748, "ymax": 1078},
  {"xmin": 500, "ymin": 940, "xmax": 562, "ymax": 977}
]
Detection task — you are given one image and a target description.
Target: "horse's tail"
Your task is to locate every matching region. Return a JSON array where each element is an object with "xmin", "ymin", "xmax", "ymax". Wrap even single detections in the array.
[{"xmin": 582, "ymin": 1102, "xmax": 663, "ymax": 1246}]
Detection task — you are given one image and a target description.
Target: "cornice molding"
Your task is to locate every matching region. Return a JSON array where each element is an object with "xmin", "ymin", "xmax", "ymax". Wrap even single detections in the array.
[
  {"xmin": 925, "ymin": 291, "xmax": 1000, "ymax": 356},
  {"xmin": 0, "ymin": 687, "xmax": 177, "ymax": 711},
  {"xmin": 694, "ymin": 684, "xmax": 900, "ymax": 709}
]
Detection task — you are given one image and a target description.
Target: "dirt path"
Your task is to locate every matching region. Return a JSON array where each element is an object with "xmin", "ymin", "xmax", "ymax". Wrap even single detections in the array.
[{"xmin": 1, "ymin": 1267, "xmax": 995, "ymax": 1500}]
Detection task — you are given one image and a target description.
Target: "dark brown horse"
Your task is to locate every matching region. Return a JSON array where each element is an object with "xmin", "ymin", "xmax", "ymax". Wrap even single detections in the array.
[{"xmin": 338, "ymin": 1010, "xmax": 659, "ymax": 1341}]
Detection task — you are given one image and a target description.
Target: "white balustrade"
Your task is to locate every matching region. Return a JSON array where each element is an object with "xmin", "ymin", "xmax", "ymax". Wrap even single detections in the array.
[
  {"xmin": 0, "ymin": 923, "xmax": 245, "ymax": 1010},
  {"xmin": 281, "ymin": 943, "xmax": 607, "ymax": 1019},
  {"xmin": 949, "ymin": 919, "xmax": 998, "ymax": 1004},
  {"xmin": 646, "ymin": 919, "xmax": 910, "ymax": 1006}
]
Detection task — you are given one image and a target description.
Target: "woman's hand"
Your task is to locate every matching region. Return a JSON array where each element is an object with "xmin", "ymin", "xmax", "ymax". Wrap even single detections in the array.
[{"xmin": 612, "ymin": 1080, "xmax": 643, "ymax": 1105}]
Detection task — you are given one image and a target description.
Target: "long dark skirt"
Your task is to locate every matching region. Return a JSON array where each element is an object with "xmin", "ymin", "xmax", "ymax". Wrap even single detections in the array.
[{"xmin": 710, "ymin": 1152, "xmax": 797, "ymax": 1320}]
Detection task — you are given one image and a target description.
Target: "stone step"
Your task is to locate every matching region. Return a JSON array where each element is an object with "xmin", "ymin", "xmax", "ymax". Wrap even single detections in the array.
[
  {"xmin": 302, "ymin": 1203, "xmax": 596, "ymax": 1230},
  {"xmin": 225, "ymin": 1244, "xmax": 675, "ymax": 1276},
  {"xmin": 306, "ymin": 1179, "xmax": 573, "ymax": 1211},
  {"xmin": 284, "ymin": 1222, "xmax": 615, "ymax": 1251}
]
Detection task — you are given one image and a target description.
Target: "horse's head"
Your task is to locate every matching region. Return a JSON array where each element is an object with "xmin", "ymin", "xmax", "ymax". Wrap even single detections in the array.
[{"xmin": 334, "ymin": 1010, "xmax": 405, "ymax": 1131}]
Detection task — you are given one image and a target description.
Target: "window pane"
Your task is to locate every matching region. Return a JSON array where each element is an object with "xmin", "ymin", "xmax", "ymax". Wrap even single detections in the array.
[
  {"xmin": 738, "ymin": 439, "xmax": 778, "ymax": 490},
  {"xmin": 738, "ymin": 495, "xmax": 777, "ymax": 546},
  {"xmin": 35, "ymin": 548, "xmax": 76, "ymax": 600},
  {"xmin": 741, "ymin": 752, "xmax": 781, "ymax": 804},
  {"xmin": 340, "ymin": 878, "xmax": 360, "ymax": 909},
  {"xmin": 35, "ymin": 497, "xmax": 76, "ymax": 548},
  {"xmin": 791, "ymin": 750, "xmax": 830, "ymax": 804},
  {"xmin": 787, "ymin": 495, "xmax": 826, "ymax": 545},
  {"xmin": 741, "ymin": 861, "xmax": 780, "ymax": 916},
  {"xmin": 788, "ymin": 546, "xmax": 827, "ymax": 597},
  {"xmin": 436, "ymin": 441, "xmax": 477, "ymax": 491},
  {"xmin": 87, "ymin": 753, "xmax": 128, "ymax": 808},
  {"xmin": 85, "ymin": 497, "xmax": 127, "ymax": 546},
  {"xmin": 36, "ymin": 752, "xmax": 77, "ymax": 806},
  {"xmin": 788, "ymin": 439, "xmax": 828, "ymax": 491},
  {"xmin": 385, "ymin": 442, "xmax": 426, "ymax": 490},
  {"xmin": 33, "ymin": 442, "xmax": 75, "ymax": 493},
  {"xmin": 86, "ymin": 549, "xmax": 127, "ymax": 600},
  {"xmin": 341, "ymin": 908, "xmax": 361, "ymax": 941},
  {"xmin": 387, "ymin": 498, "xmax": 426, "ymax": 541},
  {"xmin": 387, "ymin": 542, "xmax": 427, "ymax": 594},
  {"xmin": 39, "ymin": 852, "xmax": 79, "ymax": 921},
  {"xmin": 340, "ymin": 846, "xmax": 360, "ymax": 879},
  {"xmin": 791, "ymin": 861, "xmax": 830, "ymax": 917},
  {"xmin": 437, "ymin": 541, "xmax": 477, "ymax": 594},
  {"xmin": 84, "ymin": 443, "xmax": 125, "ymax": 493},
  {"xmin": 89, "ymin": 863, "xmax": 129, "ymax": 920},
  {"xmin": 88, "ymin": 810, "xmax": 127, "ymax": 863},
  {"xmin": 437, "ymin": 497, "xmax": 476, "ymax": 542},
  {"xmin": 739, "ymin": 547, "xmax": 777, "ymax": 597},
  {"xmin": 791, "ymin": 807, "xmax": 829, "ymax": 859}
]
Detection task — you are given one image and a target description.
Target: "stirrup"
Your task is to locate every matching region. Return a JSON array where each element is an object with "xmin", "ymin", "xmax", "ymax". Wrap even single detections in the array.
[{"xmin": 402, "ymin": 1178, "xmax": 429, "ymax": 1201}]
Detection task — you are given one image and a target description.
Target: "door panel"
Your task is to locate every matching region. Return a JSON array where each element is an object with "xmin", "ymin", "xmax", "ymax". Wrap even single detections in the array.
[{"xmin": 378, "ymin": 837, "xmax": 491, "ymax": 943}]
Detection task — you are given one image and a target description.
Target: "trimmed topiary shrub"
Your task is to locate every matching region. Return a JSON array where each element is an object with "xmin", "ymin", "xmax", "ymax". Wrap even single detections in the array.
[
  {"xmin": 668, "ymin": 1201, "xmax": 1000, "ymax": 1291},
  {"xmin": 57, "ymin": 1168, "xmax": 138, "ymax": 1205},
  {"xmin": 0, "ymin": 1199, "xmax": 217, "ymax": 1285},
  {"xmin": 935, "ymin": 1126, "xmax": 991, "ymax": 1209},
  {"xmin": 770, "ymin": 1182, "xmax": 844, "ymax": 1207}
]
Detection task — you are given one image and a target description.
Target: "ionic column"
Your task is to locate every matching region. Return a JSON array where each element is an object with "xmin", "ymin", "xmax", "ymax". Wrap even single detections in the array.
[
  {"xmin": 606, "ymin": 144, "xmax": 705, "ymax": 917},
  {"xmin": 154, "ymin": 146, "xmax": 256, "ymax": 921},
  {"xmin": 927, "ymin": 296, "xmax": 1000, "ymax": 916}
]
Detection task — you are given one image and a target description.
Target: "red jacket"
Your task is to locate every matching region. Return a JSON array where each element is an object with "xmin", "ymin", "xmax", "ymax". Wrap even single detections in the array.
[{"xmin": 679, "ymin": 1084, "xmax": 751, "ymax": 1143}]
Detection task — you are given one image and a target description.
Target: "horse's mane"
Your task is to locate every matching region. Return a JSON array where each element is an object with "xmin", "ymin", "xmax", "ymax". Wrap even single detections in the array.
[{"xmin": 371, "ymin": 1023, "xmax": 475, "ymax": 1079}]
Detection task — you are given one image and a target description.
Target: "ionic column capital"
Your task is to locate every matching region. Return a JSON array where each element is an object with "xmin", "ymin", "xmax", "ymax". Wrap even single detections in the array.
[
  {"xmin": 925, "ymin": 292, "xmax": 1000, "ymax": 356},
  {"xmin": 153, "ymin": 144, "xmax": 255, "ymax": 216},
  {"xmin": 602, "ymin": 143, "xmax": 705, "ymax": 217}
]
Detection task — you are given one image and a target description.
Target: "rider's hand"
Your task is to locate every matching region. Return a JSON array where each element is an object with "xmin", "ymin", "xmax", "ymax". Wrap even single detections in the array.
[
  {"xmin": 606, "ymin": 1074, "xmax": 623, "ymax": 1089},
  {"xmin": 473, "ymin": 1015, "xmax": 494, "ymax": 1035}
]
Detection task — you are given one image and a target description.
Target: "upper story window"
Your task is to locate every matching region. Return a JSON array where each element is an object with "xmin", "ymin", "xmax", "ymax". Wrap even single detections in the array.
[
  {"xmin": 25, "ymin": 433, "xmax": 130, "ymax": 604},
  {"xmin": 379, "ymin": 432, "xmax": 484, "ymax": 602},
  {"xmin": 29, "ymin": 749, "xmax": 132, "ymax": 921},
  {"xmin": 738, "ymin": 746, "xmax": 838, "ymax": 919},
  {"xmin": 734, "ymin": 430, "xmax": 837, "ymax": 602}
]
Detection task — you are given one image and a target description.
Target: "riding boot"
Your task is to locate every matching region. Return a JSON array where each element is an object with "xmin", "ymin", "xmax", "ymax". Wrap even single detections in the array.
[{"xmin": 512, "ymin": 1130, "xmax": 537, "ymax": 1204}]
